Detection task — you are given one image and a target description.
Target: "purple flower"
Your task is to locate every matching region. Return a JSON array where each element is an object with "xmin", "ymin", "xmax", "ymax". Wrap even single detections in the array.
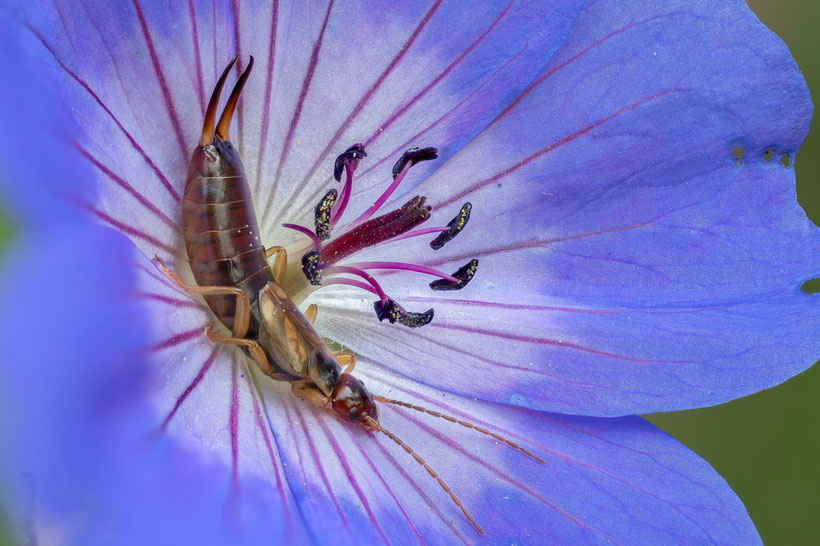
[{"xmin": 1, "ymin": 0, "xmax": 817, "ymax": 544}]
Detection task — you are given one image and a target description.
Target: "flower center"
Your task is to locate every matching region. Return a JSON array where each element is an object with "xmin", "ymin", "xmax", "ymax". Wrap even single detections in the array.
[{"xmin": 283, "ymin": 144, "xmax": 477, "ymax": 328}]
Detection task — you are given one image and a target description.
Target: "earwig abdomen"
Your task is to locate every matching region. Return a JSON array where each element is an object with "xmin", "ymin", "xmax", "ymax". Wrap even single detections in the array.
[{"xmin": 182, "ymin": 139, "xmax": 273, "ymax": 336}]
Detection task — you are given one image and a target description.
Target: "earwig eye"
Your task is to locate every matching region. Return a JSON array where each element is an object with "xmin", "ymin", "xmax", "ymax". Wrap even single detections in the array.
[{"xmin": 348, "ymin": 407, "xmax": 360, "ymax": 421}]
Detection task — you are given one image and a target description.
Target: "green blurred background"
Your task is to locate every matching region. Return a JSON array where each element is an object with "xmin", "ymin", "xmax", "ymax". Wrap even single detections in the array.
[
  {"xmin": 648, "ymin": 2, "xmax": 820, "ymax": 544},
  {"xmin": 0, "ymin": 2, "xmax": 816, "ymax": 544}
]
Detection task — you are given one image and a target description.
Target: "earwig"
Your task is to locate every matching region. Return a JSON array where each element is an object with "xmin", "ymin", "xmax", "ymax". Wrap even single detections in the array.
[{"xmin": 155, "ymin": 57, "xmax": 543, "ymax": 536}]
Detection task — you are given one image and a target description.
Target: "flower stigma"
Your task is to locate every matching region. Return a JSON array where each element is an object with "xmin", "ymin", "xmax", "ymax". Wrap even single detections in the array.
[{"xmin": 283, "ymin": 143, "xmax": 477, "ymax": 328}]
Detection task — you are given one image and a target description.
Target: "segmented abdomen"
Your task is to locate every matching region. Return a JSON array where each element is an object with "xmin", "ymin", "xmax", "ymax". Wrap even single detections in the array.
[{"xmin": 182, "ymin": 172, "xmax": 273, "ymax": 336}]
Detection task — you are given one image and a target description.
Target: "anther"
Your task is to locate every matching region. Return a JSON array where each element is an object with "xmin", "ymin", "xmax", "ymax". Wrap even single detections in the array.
[
  {"xmin": 429, "ymin": 259, "xmax": 478, "ymax": 291},
  {"xmin": 334, "ymin": 143, "xmax": 367, "ymax": 182},
  {"xmin": 302, "ymin": 249, "xmax": 323, "ymax": 285},
  {"xmin": 374, "ymin": 298, "xmax": 434, "ymax": 328},
  {"xmin": 314, "ymin": 188, "xmax": 338, "ymax": 241},
  {"xmin": 392, "ymin": 147, "xmax": 438, "ymax": 179},
  {"xmin": 430, "ymin": 202, "xmax": 471, "ymax": 250}
]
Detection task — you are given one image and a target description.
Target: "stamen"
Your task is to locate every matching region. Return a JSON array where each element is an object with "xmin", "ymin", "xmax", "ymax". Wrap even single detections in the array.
[
  {"xmin": 429, "ymin": 259, "xmax": 479, "ymax": 291},
  {"xmin": 323, "ymin": 277, "xmax": 380, "ymax": 296},
  {"xmin": 320, "ymin": 196, "xmax": 431, "ymax": 265},
  {"xmin": 336, "ymin": 261, "xmax": 458, "ymax": 283},
  {"xmin": 331, "ymin": 144, "xmax": 366, "ymax": 226},
  {"xmin": 322, "ymin": 265, "xmax": 389, "ymax": 302},
  {"xmin": 302, "ymin": 249, "xmax": 323, "ymax": 285},
  {"xmin": 282, "ymin": 223, "xmax": 323, "ymax": 250},
  {"xmin": 430, "ymin": 202, "xmax": 471, "ymax": 250},
  {"xmin": 314, "ymin": 189, "xmax": 338, "ymax": 241},
  {"xmin": 373, "ymin": 299, "xmax": 433, "ymax": 328},
  {"xmin": 349, "ymin": 147, "xmax": 438, "ymax": 229},
  {"xmin": 322, "ymin": 265, "xmax": 434, "ymax": 327}
]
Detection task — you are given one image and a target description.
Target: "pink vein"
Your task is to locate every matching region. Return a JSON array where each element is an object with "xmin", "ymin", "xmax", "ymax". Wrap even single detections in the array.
[
  {"xmin": 435, "ymin": 89, "xmax": 676, "ymax": 209},
  {"xmin": 434, "ymin": 322, "xmax": 693, "ymax": 364},
  {"xmin": 83, "ymin": 204, "xmax": 177, "ymax": 255},
  {"xmin": 391, "ymin": 407, "xmax": 619, "ymax": 544},
  {"xmin": 264, "ymin": 0, "xmax": 336, "ymax": 218},
  {"xmin": 316, "ymin": 417, "xmax": 389, "ymax": 543},
  {"xmin": 244, "ymin": 369, "xmax": 291, "ymax": 513},
  {"xmin": 230, "ymin": 0, "xmax": 246, "ymax": 154},
  {"xmin": 402, "ymin": 296, "xmax": 710, "ymax": 315},
  {"xmin": 365, "ymin": 1, "xmax": 512, "ymax": 149},
  {"xmin": 187, "ymin": 0, "xmax": 207, "ymax": 115},
  {"xmin": 295, "ymin": 0, "xmax": 445, "ymax": 192},
  {"xmin": 229, "ymin": 358, "xmax": 240, "ymax": 484},
  {"xmin": 74, "ymin": 143, "xmax": 178, "ymax": 229},
  {"xmin": 27, "ymin": 25, "xmax": 180, "ymax": 201},
  {"xmin": 292, "ymin": 405, "xmax": 349, "ymax": 527},
  {"xmin": 254, "ymin": 1, "xmax": 280, "ymax": 195},
  {"xmin": 415, "ymin": 222, "xmax": 652, "ymax": 267},
  {"xmin": 132, "ymin": 0, "xmax": 189, "ymax": 159},
  {"xmin": 160, "ymin": 345, "xmax": 219, "ymax": 430},
  {"xmin": 349, "ymin": 433, "xmax": 424, "ymax": 545},
  {"xmin": 149, "ymin": 326, "xmax": 203, "ymax": 351}
]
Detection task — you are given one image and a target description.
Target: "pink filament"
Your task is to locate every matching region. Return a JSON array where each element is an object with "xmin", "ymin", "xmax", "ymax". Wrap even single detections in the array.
[
  {"xmin": 282, "ymin": 223, "xmax": 322, "ymax": 249},
  {"xmin": 348, "ymin": 161, "xmax": 412, "ymax": 229},
  {"xmin": 323, "ymin": 277, "xmax": 379, "ymax": 296},
  {"xmin": 374, "ymin": 226, "xmax": 448, "ymax": 247},
  {"xmin": 341, "ymin": 261, "xmax": 458, "ymax": 283},
  {"xmin": 322, "ymin": 265, "xmax": 389, "ymax": 302},
  {"xmin": 330, "ymin": 162, "xmax": 355, "ymax": 226}
]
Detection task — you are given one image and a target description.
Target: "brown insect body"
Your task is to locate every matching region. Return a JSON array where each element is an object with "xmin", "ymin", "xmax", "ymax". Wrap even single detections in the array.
[
  {"xmin": 159, "ymin": 56, "xmax": 541, "ymax": 536},
  {"xmin": 183, "ymin": 138, "xmax": 271, "ymax": 338}
]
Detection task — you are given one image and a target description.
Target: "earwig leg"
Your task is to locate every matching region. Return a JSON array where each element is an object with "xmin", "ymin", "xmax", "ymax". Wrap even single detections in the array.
[
  {"xmin": 154, "ymin": 257, "xmax": 251, "ymax": 338},
  {"xmin": 305, "ymin": 304, "xmax": 318, "ymax": 325},
  {"xmin": 266, "ymin": 246, "xmax": 287, "ymax": 285},
  {"xmin": 335, "ymin": 352, "xmax": 356, "ymax": 374},
  {"xmin": 291, "ymin": 380, "xmax": 330, "ymax": 409},
  {"xmin": 204, "ymin": 325, "xmax": 272, "ymax": 376}
]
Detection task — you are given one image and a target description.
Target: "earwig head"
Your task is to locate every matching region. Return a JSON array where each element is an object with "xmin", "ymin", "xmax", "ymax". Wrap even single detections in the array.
[{"xmin": 331, "ymin": 374, "xmax": 379, "ymax": 430}]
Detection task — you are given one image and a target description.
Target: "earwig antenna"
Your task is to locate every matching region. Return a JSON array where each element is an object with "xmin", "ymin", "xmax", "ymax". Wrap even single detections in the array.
[
  {"xmin": 200, "ymin": 57, "xmax": 236, "ymax": 146},
  {"xmin": 373, "ymin": 395, "xmax": 545, "ymax": 465},
  {"xmin": 215, "ymin": 55, "xmax": 255, "ymax": 141},
  {"xmin": 363, "ymin": 414, "xmax": 485, "ymax": 535}
]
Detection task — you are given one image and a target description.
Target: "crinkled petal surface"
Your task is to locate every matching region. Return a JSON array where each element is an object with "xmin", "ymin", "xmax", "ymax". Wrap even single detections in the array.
[{"xmin": 3, "ymin": 0, "xmax": 816, "ymax": 542}]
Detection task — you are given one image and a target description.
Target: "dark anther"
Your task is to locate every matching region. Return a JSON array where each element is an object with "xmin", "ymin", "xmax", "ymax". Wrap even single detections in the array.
[
  {"xmin": 314, "ymin": 188, "xmax": 338, "ymax": 241},
  {"xmin": 430, "ymin": 202, "xmax": 472, "ymax": 250},
  {"xmin": 374, "ymin": 298, "xmax": 434, "ymax": 328},
  {"xmin": 334, "ymin": 143, "xmax": 367, "ymax": 182},
  {"xmin": 430, "ymin": 259, "xmax": 479, "ymax": 291},
  {"xmin": 301, "ymin": 249, "xmax": 323, "ymax": 285},
  {"xmin": 392, "ymin": 147, "xmax": 438, "ymax": 179}
]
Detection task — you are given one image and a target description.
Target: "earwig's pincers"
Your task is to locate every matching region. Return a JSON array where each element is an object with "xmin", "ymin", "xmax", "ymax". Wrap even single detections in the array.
[
  {"xmin": 302, "ymin": 249, "xmax": 323, "ymax": 285},
  {"xmin": 392, "ymin": 147, "xmax": 438, "ymax": 179},
  {"xmin": 333, "ymin": 143, "xmax": 367, "ymax": 182},
  {"xmin": 314, "ymin": 188, "xmax": 338, "ymax": 240},
  {"xmin": 374, "ymin": 298, "xmax": 434, "ymax": 328},
  {"xmin": 430, "ymin": 259, "xmax": 479, "ymax": 291},
  {"xmin": 430, "ymin": 202, "xmax": 472, "ymax": 250}
]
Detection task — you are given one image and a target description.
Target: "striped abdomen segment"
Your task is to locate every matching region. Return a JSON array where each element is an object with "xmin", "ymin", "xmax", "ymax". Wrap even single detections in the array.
[{"xmin": 183, "ymin": 173, "xmax": 272, "ymax": 335}]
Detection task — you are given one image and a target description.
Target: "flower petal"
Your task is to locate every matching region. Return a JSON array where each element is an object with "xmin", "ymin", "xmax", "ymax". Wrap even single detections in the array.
[
  {"xmin": 18, "ymin": 0, "xmax": 587, "ymax": 258},
  {"xmin": 311, "ymin": 0, "xmax": 819, "ymax": 416},
  {"xmin": 250, "ymin": 359, "xmax": 759, "ymax": 543},
  {"xmin": 0, "ymin": 22, "xmax": 296, "ymax": 543}
]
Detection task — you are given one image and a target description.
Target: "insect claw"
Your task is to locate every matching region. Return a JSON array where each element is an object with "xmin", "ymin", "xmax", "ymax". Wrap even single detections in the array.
[
  {"xmin": 200, "ymin": 57, "xmax": 236, "ymax": 146},
  {"xmin": 215, "ymin": 55, "xmax": 254, "ymax": 141}
]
